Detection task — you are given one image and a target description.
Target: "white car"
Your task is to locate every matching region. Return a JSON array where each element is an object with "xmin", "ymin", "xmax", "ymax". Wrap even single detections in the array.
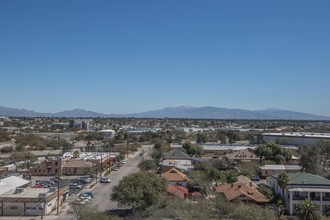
[
  {"xmin": 100, "ymin": 177, "xmax": 111, "ymax": 183},
  {"xmin": 69, "ymin": 184, "xmax": 82, "ymax": 189}
]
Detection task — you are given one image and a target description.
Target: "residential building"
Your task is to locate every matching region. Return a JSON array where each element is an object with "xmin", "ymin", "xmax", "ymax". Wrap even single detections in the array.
[
  {"xmin": 200, "ymin": 144, "xmax": 257, "ymax": 159},
  {"xmin": 236, "ymin": 175, "xmax": 258, "ymax": 189},
  {"xmin": 167, "ymin": 185, "xmax": 189, "ymax": 199},
  {"xmin": 161, "ymin": 150, "xmax": 196, "ymax": 173},
  {"xmin": 214, "ymin": 182, "xmax": 268, "ymax": 204},
  {"xmin": 162, "ymin": 167, "xmax": 188, "ymax": 187},
  {"xmin": 224, "ymin": 148, "xmax": 259, "ymax": 165},
  {"xmin": 267, "ymin": 172, "xmax": 330, "ymax": 215},
  {"xmin": 259, "ymin": 165, "xmax": 302, "ymax": 177}
]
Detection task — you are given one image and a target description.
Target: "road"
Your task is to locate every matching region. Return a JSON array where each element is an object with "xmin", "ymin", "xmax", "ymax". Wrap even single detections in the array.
[{"xmin": 90, "ymin": 145, "xmax": 152, "ymax": 211}]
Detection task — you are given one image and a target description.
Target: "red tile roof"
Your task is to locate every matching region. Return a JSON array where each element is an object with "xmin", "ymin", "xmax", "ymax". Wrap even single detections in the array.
[
  {"xmin": 162, "ymin": 167, "xmax": 188, "ymax": 182},
  {"xmin": 167, "ymin": 185, "xmax": 189, "ymax": 199},
  {"xmin": 215, "ymin": 183, "xmax": 268, "ymax": 203}
]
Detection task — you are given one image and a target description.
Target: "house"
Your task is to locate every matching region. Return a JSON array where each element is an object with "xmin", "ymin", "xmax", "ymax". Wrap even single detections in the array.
[
  {"xmin": 162, "ymin": 167, "xmax": 188, "ymax": 187},
  {"xmin": 236, "ymin": 175, "xmax": 258, "ymax": 189},
  {"xmin": 214, "ymin": 182, "xmax": 268, "ymax": 204},
  {"xmin": 161, "ymin": 150, "xmax": 196, "ymax": 173},
  {"xmin": 267, "ymin": 172, "xmax": 330, "ymax": 215},
  {"xmin": 224, "ymin": 148, "xmax": 259, "ymax": 165},
  {"xmin": 259, "ymin": 165, "xmax": 302, "ymax": 177},
  {"xmin": 167, "ymin": 185, "xmax": 189, "ymax": 199}
]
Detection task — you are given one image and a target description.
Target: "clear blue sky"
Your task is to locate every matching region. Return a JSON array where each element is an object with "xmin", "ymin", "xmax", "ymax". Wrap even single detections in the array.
[{"xmin": 1, "ymin": 1, "xmax": 329, "ymax": 115}]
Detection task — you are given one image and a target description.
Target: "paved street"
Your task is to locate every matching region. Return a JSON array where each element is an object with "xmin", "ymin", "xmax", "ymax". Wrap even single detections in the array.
[{"xmin": 90, "ymin": 145, "xmax": 152, "ymax": 211}]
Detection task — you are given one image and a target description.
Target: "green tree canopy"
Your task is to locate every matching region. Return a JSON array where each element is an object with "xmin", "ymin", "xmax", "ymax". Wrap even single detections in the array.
[
  {"xmin": 111, "ymin": 172, "xmax": 167, "ymax": 210},
  {"xmin": 255, "ymin": 142, "xmax": 292, "ymax": 164},
  {"xmin": 299, "ymin": 145, "xmax": 321, "ymax": 174},
  {"xmin": 182, "ymin": 142, "xmax": 202, "ymax": 157},
  {"xmin": 138, "ymin": 159, "xmax": 157, "ymax": 171}
]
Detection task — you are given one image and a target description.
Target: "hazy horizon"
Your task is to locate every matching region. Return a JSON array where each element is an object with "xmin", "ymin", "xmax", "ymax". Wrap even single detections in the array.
[{"xmin": 1, "ymin": 1, "xmax": 329, "ymax": 116}]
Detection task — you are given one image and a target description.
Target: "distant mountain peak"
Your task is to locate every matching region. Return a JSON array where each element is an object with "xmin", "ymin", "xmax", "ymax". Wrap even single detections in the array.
[
  {"xmin": 0, "ymin": 105, "xmax": 329, "ymax": 120},
  {"xmin": 165, "ymin": 105, "xmax": 195, "ymax": 109}
]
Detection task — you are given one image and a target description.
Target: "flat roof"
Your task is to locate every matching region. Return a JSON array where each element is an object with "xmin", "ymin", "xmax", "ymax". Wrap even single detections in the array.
[
  {"xmin": 260, "ymin": 165, "xmax": 302, "ymax": 170},
  {"xmin": 263, "ymin": 132, "xmax": 330, "ymax": 139},
  {"xmin": 0, "ymin": 188, "xmax": 53, "ymax": 199},
  {"xmin": 0, "ymin": 176, "xmax": 30, "ymax": 195}
]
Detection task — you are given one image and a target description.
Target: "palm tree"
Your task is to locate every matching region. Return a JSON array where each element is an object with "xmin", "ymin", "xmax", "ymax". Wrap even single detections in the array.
[
  {"xmin": 277, "ymin": 172, "xmax": 290, "ymax": 199},
  {"xmin": 296, "ymin": 199, "xmax": 322, "ymax": 220}
]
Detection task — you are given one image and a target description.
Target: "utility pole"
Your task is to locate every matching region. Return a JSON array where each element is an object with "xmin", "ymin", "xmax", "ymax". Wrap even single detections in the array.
[
  {"xmin": 56, "ymin": 157, "xmax": 61, "ymax": 215},
  {"xmin": 108, "ymin": 152, "xmax": 111, "ymax": 171},
  {"xmin": 100, "ymin": 153, "xmax": 103, "ymax": 178}
]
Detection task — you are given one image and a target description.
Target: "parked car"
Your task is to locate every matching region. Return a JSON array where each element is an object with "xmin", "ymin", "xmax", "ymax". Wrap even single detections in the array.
[
  {"xmin": 69, "ymin": 184, "xmax": 82, "ymax": 189},
  {"xmin": 82, "ymin": 192, "xmax": 94, "ymax": 198},
  {"xmin": 33, "ymin": 185, "xmax": 45, "ymax": 188},
  {"xmin": 121, "ymin": 160, "xmax": 126, "ymax": 164},
  {"xmin": 100, "ymin": 177, "xmax": 111, "ymax": 183},
  {"xmin": 113, "ymin": 167, "xmax": 119, "ymax": 171},
  {"xmin": 78, "ymin": 193, "xmax": 92, "ymax": 200},
  {"xmin": 50, "ymin": 176, "xmax": 63, "ymax": 182}
]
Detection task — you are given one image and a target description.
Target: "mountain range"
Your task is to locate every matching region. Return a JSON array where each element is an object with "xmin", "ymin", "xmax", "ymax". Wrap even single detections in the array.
[{"xmin": 0, "ymin": 105, "xmax": 329, "ymax": 120}]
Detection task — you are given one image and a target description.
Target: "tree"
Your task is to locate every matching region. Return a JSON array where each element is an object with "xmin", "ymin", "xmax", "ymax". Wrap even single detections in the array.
[
  {"xmin": 299, "ymin": 145, "xmax": 321, "ymax": 174},
  {"xmin": 255, "ymin": 142, "xmax": 292, "ymax": 164},
  {"xmin": 138, "ymin": 160, "xmax": 156, "ymax": 171},
  {"xmin": 296, "ymin": 199, "xmax": 322, "ymax": 220},
  {"xmin": 68, "ymin": 201, "xmax": 121, "ymax": 220},
  {"xmin": 196, "ymin": 133, "xmax": 207, "ymax": 144},
  {"xmin": 182, "ymin": 142, "xmax": 202, "ymax": 157},
  {"xmin": 277, "ymin": 172, "xmax": 289, "ymax": 200},
  {"xmin": 111, "ymin": 172, "xmax": 167, "ymax": 212}
]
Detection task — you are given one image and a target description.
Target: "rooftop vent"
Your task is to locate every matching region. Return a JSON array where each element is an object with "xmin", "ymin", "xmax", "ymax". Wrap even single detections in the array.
[{"xmin": 14, "ymin": 188, "xmax": 24, "ymax": 194}]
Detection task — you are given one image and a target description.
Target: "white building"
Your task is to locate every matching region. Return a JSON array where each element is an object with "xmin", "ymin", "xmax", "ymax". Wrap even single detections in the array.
[
  {"xmin": 0, "ymin": 187, "xmax": 66, "ymax": 216},
  {"xmin": 259, "ymin": 165, "xmax": 302, "ymax": 177},
  {"xmin": 263, "ymin": 132, "xmax": 330, "ymax": 146},
  {"xmin": 98, "ymin": 129, "xmax": 116, "ymax": 138},
  {"xmin": 0, "ymin": 176, "xmax": 30, "ymax": 196},
  {"xmin": 267, "ymin": 172, "xmax": 330, "ymax": 215}
]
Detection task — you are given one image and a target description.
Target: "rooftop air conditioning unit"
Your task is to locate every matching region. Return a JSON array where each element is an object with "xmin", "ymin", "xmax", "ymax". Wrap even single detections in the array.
[
  {"xmin": 14, "ymin": 188, "xmax": 24, "ymax": 194},
  {"xmin": 39, "ymin": 193, "xmax": 47, "ymax": 198}
]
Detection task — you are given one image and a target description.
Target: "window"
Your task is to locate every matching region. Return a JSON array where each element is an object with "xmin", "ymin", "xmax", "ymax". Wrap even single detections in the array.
[
  {"xmin": 26, "ymin": 207, "xmax": 36, "ymax": 210},
  {"xmin": 10, "ymin": 206, "xmax": 18, "ymax": 209},
  {"xmin": 55, "ymin": 162, "xmax": 58, "ymax": 166}
]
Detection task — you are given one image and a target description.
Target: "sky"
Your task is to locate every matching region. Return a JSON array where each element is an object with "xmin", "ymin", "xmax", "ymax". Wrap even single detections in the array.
[{"xmin": 0, "ymin": 1, "xmax": 330, "ymax": 116}]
